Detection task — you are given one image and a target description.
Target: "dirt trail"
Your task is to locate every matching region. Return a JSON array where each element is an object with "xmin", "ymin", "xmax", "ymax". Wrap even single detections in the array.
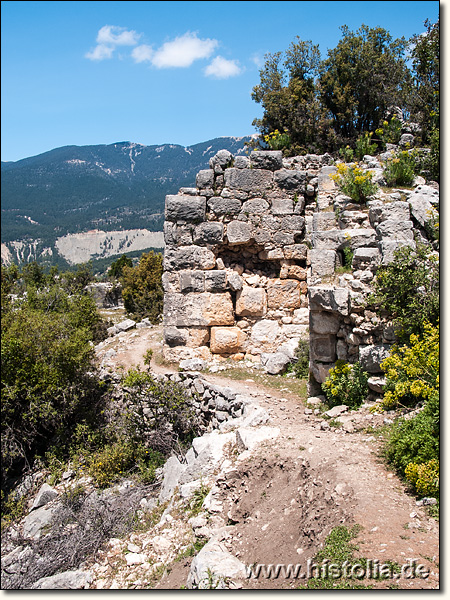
[{"xmin": 98, "ymin": 326, "xmax": 439, "ymax": 590}]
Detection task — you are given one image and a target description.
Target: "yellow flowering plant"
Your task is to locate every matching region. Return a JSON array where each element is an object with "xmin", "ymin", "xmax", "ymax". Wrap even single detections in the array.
[
  {"xmin": 383, "ymin": 149, "xmax": 417, "ymax": 186},
  {"xmin": 331, "ymin": 163, "xmax": 378, "ymax": 203},
  {"xmin": 322, "ymin": 361, "xmax": 369, "ymax": 409},
  {"xmin": 264, "ymin": 129, "xmax": 291, "ymax": 151},
  {"xmin": 375, "ymin": 115, "xmax": 402, "ymax": 146}
]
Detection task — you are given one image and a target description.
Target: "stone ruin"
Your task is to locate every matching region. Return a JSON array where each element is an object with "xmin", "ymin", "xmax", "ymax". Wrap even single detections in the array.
[{"xmin": 162, "ymin": 148, "xmax": 439, "ymax": 395}]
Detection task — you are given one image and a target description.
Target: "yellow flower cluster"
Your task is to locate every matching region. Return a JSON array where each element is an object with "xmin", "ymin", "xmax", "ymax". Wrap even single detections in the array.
[{"xmin": 405, "ymin": 459, "xmax": 439, "ymax": 496}]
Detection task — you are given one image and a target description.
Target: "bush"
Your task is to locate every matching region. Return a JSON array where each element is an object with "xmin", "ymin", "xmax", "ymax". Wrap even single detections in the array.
[
  {"xmin": 405, "ymin": 459, "xmax": 439, "ymax": 497},
  {"xmin": 375, "ymin": 116, "xmax": 402, "ymax": 145},
  {"xmin": 331, "ymin": 163, "xmax": 378, "ymax": 203},
  {"xmin": 369, "ymin": 244, "xmax": 439, "ymax": 340},
  {"xmin": 322, "ymin": 361, "xmax": 369, "ymax": 409},
  {"xmin": 338, "ymin": 145, "xmax": 354, "ymax": 163},
  {"xmin": 383, "ymin": 149, "xmax": 417, "ymax": 186},
  {"xmin": 264, "ymin": 129, "xmax": 292, "ymax": 152},
  {"xmin": 354, "ymin": 132, "xmax": 377, "ymax": 159},
  {"xmin": 291, "ymin": 338, "xmax": 309, "ymax": 379},
  {"xmin": 380, "ymin": 322, "xmax": 439, "ymax": 410},
  {"xmin": 121, "ymin": 251, "xmax": 163, "ymax": 322}
]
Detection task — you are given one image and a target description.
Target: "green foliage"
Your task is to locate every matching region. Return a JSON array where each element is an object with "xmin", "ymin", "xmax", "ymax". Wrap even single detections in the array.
[
  {"xmin": 383, "ymin": 149, "xmax": 417, "ymax": 187},
  {"xmin": 338, "ymin": 146, "xmax": 354, "ymax": 163},
  {"xmin": 354, "ymin": 132, "xmax": 378, "ymax": 160},
  {"xmin": 381, "ymin": 322, "xmax": 439, "ymax": 410},
  {"xmin": 405, "ymin": 459, "xmax": 439, "ymax": 497},
  {"xmin": 263, "ymin": 129, "xmax": 292, "ymax": 152},
  {"xmin": 286, "ymin": 338, "xmax": 309, "ymax": 379},
  {"xmin": 188, "ymin": 482, "xmax": 211, "ymax": 516},
  {"xmin": 370, "ymin": 244, "xmax": 439, "ymax": 340},
  {"xmin": 375, "ymin": 116, "xmax": 402, "ymax": 146},
  {"xmin": 108, "ymin": 254, "xmax": 133, "ymax": 279},
  {"xmin": 331, "ymin": 163, "xmax": 378, "ymax": 203},
  {"xmin": 322, "ymin": 361, "xmax": 369, "ymax": 409},
  {"xmin": 121, "ymin": 251, "xmax": 163, "ymax": 322},
  {"xmin": 320, "ymin": 24, "xmax": 409, "ymax": 142}
]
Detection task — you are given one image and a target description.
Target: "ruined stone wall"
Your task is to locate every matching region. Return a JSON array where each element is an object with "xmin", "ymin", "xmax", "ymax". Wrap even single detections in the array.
[{"xmin": 162, "ymin": 148, "xmax": 439, "ymax": 394}]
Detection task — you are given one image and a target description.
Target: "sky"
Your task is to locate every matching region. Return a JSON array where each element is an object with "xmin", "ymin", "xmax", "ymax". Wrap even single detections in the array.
[{"xmin": 1, "ymin": 0, "xmax": 440, "ymax": 162}]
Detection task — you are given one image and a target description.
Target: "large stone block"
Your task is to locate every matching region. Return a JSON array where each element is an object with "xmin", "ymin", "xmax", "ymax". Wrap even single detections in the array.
[
  {"xmin": 250, "ymin": 150, "xmax": 283, "ymax": 171},
  {"xmin": 236, "ymin": 287, "xmax": 267, "ymax": 317},
  {"xmin": 369, "ymin": 201, "xmax": 411, "ymax": 227},
  {"xmin": 310, "ymin": 361, "xmax": 335, "ymax": 384},
  {"xmin": 207, "ymin": 196, "xmax": 242, "ymax": 215},
  {"xmin": 376, "ymin": 219, "xmax": 414, "ymax": 242},
  {"xmin": 341, "ymin": 228, "xmax": 377, "ymax": 249},
  {"xmin": 185, "ymin": 327, "xmax": 210, "ymax": 348},
  {"xmin": 352, "ymin": 248, "xmax": 381, "ymax": 271},
  {"xmin": 274, "ymin": 169, "xmax": 307, "ymax": 190},
  {"xmin": 310, "ymin": 335, "xmax": 337, "ymax": 362},
  {"xmin": 250, "ymin": 320, "xmax": 280, "ymax": 345},
  {"xmin": 164, "ymin": 292, "xmax": 234, "ymax": 327},
  {"xmin": 280, "ymin": 215, "xmax": 305, "ymax": 234},
  {"xmin": 226, "ymin": 220, "xmax": 253, "ymax": 245},
  {"xmin": 317, "ymin": 165, "xmax": 337, "ymax": 192},
  {"xmin": 312, "ymin": 212, "xmax": 337, "ymax": 231},
  {"xmin": 310, "ymin": 311, "xmax": 340, "ymax": 335},
  {"xmin": 271, "ymin": 198, "xmax": 294, "ymax": 215},
  {"xmin": 224, "ymin": 168, "xmax": 273, "ymax": 192},
  {"xmin": 165, "ymin": 195, "xmax": 206, "ymax": 222},
  {"xmin": 163, "ymin": 246, "xmax": 216, "ymax": 271},
  {"xmin": 267, "ymin": 279, "xmax": 301, "ymax": 309},
  {"xmin": 309, "ymin": 249, "xmax": 337, "ymax": 277},
  {"xmin": 241, "ymin": 198, "xmax": 270, "ymax": 214},
  {"xmin": 193, "ymin": 222, "xmax": 224, "ymax": 245},
  {"xmin": 284, "ymin": 244, "xmax": 308, "ymax": 260},
  {"xmin": 179, "ymin": 270, "xmax": 205, "ymax": 293},
  {"xmin": 379, "ymin": 239, "xmax": 416, "ymax": 264},
  {"xmin": 309, "ymin": 287, "xmax": 349, "ymax": 315},
  {"xmin": 210, "ymin": 327, "xmax": 246, "ymax": 354},
  {"xmin": 204, "ymin": 270, "xmax": 227, "ymax": 292}
]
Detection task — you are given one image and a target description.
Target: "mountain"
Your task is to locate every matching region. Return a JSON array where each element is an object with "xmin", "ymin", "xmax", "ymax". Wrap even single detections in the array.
[{"xmin": 1, "ymin": 136, "xmax": 253, "ymax": 267}]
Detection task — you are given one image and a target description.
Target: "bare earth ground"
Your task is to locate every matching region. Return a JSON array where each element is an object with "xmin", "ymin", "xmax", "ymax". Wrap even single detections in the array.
[{"xmin": 97, "ymin": 325, "xmax": 439, "ymax": 590}]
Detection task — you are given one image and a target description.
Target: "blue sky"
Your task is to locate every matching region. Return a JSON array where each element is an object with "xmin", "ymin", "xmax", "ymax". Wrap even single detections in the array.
[{"xmin": 1, "ymin": 0, "xmax": 440, "ymax": 162}]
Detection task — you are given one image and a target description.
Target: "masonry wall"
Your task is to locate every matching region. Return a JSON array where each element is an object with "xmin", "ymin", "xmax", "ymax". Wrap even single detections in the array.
[{"xmin": 162, "ymin": 148, "xmax": 439, "ymax": 394}]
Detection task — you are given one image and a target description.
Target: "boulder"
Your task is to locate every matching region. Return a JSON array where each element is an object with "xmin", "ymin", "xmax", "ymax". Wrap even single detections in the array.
[
  {"xmin": 159, "ymin": 456, "xmax": 187, "ymax": 502},
  {"xmin": 226, "ymin": 220, "xmax": 253, "ymax": 245},
  {"xmin": 193, "ymin": 222, "xmax": 224, "ymax": 245},
  {"xmin": 23, "ymin": 504, "xmax": 59, "ymax": 540},
  {"xmin": 236, "ymin": 426, "xmax": 280, "ymax": 452},
  {"xmin": 179, "ymin": 358, "xmax": 206, "ymax": 372},
  {"xmin": 274, "ymin": 169, "xmax": 307, "ymax": 190},
  {"xmin": 196, "ymin": 169, "xmax": 215, "ymax": 189},
  {"xmin": 164, "ymin": 327, "xmax": 188, "ymax": 347},
  {"xmin": 359, "ymin": 344, "xmax": 391, "ymax": 373},
  {"xmin": 210, "ymin": 327, "xmax": 246, "ymax": 354},
  {"xmin": 187, "ymin": 539, "xmax": 247, "ymax": 589},
  {"xmin": 325, "ymin": 405, "xmax": 348, "ymax": 418},
  {"xmin": 30, "ymin": 483, "xmax": 58, "ymax": 511},
  {"xmin": 115, "ymin": 319, "xmax": 136, "ymax": 332},
  {"xmin": 31, "ymin": 570, "xmax": 93, "ymax": 590},
  {"xmin": 209, "ymin": 149, "xmax": 234, "ymax": 171},
  {"xmin": 266, "ymin": 279, "xmax": 301, "ymax": 309},
  {"xmin": 262, "ymin": 352, "xmax": 291, "ymax": 375},
  {"xmin": 309, "ymin": 287, "xmax": 349, "ymax": 316}
]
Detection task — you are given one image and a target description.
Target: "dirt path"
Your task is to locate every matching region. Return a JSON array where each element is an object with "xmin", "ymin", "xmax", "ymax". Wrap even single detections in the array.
[{"xmin": 97, "ymin": 326, "xmax": 439, "ymax": 590}]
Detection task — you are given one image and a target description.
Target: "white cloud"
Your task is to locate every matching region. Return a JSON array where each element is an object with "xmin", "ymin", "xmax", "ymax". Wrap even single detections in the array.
[
  {"xmin": 132, "ymin": 44, "xmax": 154, "ymax": 64},
  {"xmin": 152, "ymin": 32, "xmax": 218, "ymax": 68},
  {"xmin": 85, "ymin": 44, "xmax": 115, "ymax": 61},
  {"xmin": 96, "ymin": 25, "xmax": 141, "ymax": 47},
  {"xmin": 251, "ymin": 53, "xmax": 265, "ymax": 69},
  {"xmin": 205, "ymin": 56, "xmax": 242, "ymax": 79}
]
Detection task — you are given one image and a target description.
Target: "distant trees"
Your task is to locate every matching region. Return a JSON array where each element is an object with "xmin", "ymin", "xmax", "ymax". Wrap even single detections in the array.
[{"xmin": 251, "ymin": 20, "xmax": 439, "ymax": 158}]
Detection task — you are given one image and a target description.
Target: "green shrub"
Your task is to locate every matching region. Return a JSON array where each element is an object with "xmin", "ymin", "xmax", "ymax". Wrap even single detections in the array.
[
  {"xmin": 291, "ymin": 338, "xmax": 309, "ymax": 379},
  {"xmin": 264, "ymin": 129, "xmax": 292, "ymax": 152},
  {"xmin": 383, "ymin": 149, "xmax": 417, "ymax": 186},
  {"xmin": 355, "ymin": 132, "xmax": 377, "ymax": 159},
  {"xmin": 405, "ymin": 459, "xmax": 439, "ymax": 497},
  {"xmin": 380, "ymin": 322, "xmax": 439, "ymax": 410},
  {"xmin": 331, "ymin": 163, "xmax": 378, "ymax": 203},
  {"xmin": 375, "ymin": 116, "xmax": 402, "ymax": 145},
  {"xmin": 338, "ymin": 146, "xmax": 354, "ymax": 163},
  {"xmin": 322, "ymin": 361, "xmax": 369, "ymax": 409}
]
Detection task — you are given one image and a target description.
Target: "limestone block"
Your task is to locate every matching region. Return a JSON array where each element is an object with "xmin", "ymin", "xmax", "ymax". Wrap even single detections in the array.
[
  {"xmin": 241, "ymin": 197, "xmax": 270, "ymax": 214},
  {"xmin": 311, "ymin": 229, "xmax": 341, "ymax": 250},
  {"xmin": 309, "ymin": 249, "xmax": 337, "ymax": 277},
  {"xmin": 164, "ymin": 326, "xmax": 188, "ymax": 347},
  {"xmin": 159, "ymin": 456, "xmax": 186, "ymax": 502},
  {"xmin": 185, "ymin": 327, "xmax": 210, "ymax": 348},
  {"xmin": 310, "ymin": 335, "xmax": 337, "ymax": 362},
  {"xmin": 274, "ymin": 169, "xmax": 307, "ymax": 190},
  {"xmin": 408, "ymin": 195, "xmax": 439, "ymax": 228},
  {"xmin": 187, "ymin": 539, "xmax": 247, "ymax": 589},
  {"xmin": 250, "ymin": 150, "xmax": 283, "ymax": 171},
  {"xmin": 293, "ymin": 307, "xmax": 309, "ymax": 325},
  {"xmin": 31, "ymin": 483, "xmax": 58, "ymax": 511},
  {"xmin": 310, "ymin": 311, "xmax": 340, "ymax": 335},
  {"xmin": 253, "ymin": 227, "xmax": 272, "ymax": 244},
  {"xmin": 32, "ymin": 571, "xmax": 93, "ymax": 590},
  {"xmin": 280, "ymin": 215, "xmax": 305, "ymax": 234},
  {"xmin": 236, "ymin": 286, "xmax": 267, "ymax": 317},
  {"xmin": 273, "ymin": 231, "xmax": 295, "ymax": 246},
  {"xmin": 376, "ymin": 219, "xmax": 414, "ymax": 242},
  {"xmin": 226, "ymin": 220, "xmax": 253, "ymax": 245},
  {"xmin": 165, "ymin": 195, "xmax": 206, "ymax": 222},
  {"xmin": 280, "ymin": 264, "xmax": 307, "ymax": 281},
  {"xmin": 236, "ymin": 426, "xmax": 280, "ymax": 452},
  {"xmin": 164, "ymin": 292, "xmax": 234, "ymax": 327},
  {"xmin": 359, "ymin": 344, "xmax": 391, "ymax": 373},
  {"xmin": 409, "ymin": 184, "xmax": 439, "ymax": 206},
  {"xmin": 369, "ymin": 201, "xmax": 410, "ymax": 227},
  {"xmin": 162, "ymin": 271, "xmax": 181, "ymax": 293},
  {"xmin": 312, "ymin": 212, "xmax": 337, "ymax": 231},
  {"xmin": 207, "ymin": 196, "xmax": 242, "ymax": 215},
  {"xmin": 210, "ymin": 327, "xmax": 246, "ymax": 354},
  {"xmin": 310, "ymin": 361, "xmax": 335, "ymax": 384},
  {"xmin": 224, "ymin": 167, "xmax": 273, "ymax": 192},
  {"xmin": 317, "ymin": 165, "xmax": 337, "ymax": 192},
  {"xmin": 227, "ymin": 272, "xmax": 243, "ymax": 292},
  {"xmin": 262, "ymin": 352, "xmax": 291, "ymax": 374},
  {"xmin": 204, "ymin": 270, "xmax": 227, "ymax": 292},
  {"xmin": 163, "ymin": 246, "xmax": 216, "ymax": 271},
  {"xmin": 164, "ymin": 222, "xmax": 194, "ymax": 246},
  {"xmin": 193, "ymin": 222, "xmax": 224, "ymax": 245},
  {"xmin": 379, "ymin": 239, "xmax": 415, "ymax": 264},
  {"xmin": 340, "ymin": 228, "xmax": 377, "ymax": 249},
  {"xmin": 258, "ymin": 248, "xmax": 284, "ymax": 261},
  {"xmin": 196, "ymin": 169, "xmax": 215, "ymax": 189},
  {"xmin": 309, "ymin": 287, "xmax": 349, "ymax": 316},
  {"xmin": 234, "ymin": 155, "xmax": 250, "ymax": 169},
  {"xmin": 284, "ymin": 244, "xmax": 308, "ymax": 260},
  {"xmin": 250, "ymin": 320, "xmax": 280, "ymax": 345},
  {"xmin": 352, "ymin": 248, "xmax": 381, "ymax": 271},
  {"xmin": 180, "ymin": 270, "xmax": 205, "ymax": 293},
  {"xmin": 281, "ymin": 324, "xmax": 309, "ymax": 338},
  {"xmin": 267, "ymin": 279, "xmax": 301, "ymax": 309},
  {"xmin": 209, "ymin": 149, "xmax": 233, "ymax": 170},
  {"xmin": 271, "ymin": 198, "xmax": 294, "ymax": 215}
]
